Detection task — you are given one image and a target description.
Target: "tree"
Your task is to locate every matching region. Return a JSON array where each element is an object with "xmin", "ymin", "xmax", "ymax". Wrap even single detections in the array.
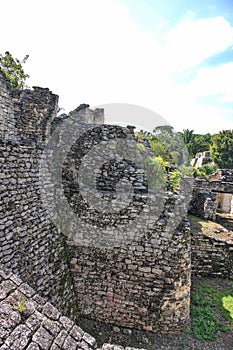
[
  {"xmin": 136, "ymin": 129, "xmax": 172, "ymax": 161},
  {"xmin": 153, "ymin": 125, "xmax": 189, "ymax": 165},
  {"xmin": 183, "ymin": 129, "xmax": 194, "ymax": 145},
  {"xmin": 211, "ymin": 130, "xmax": 233, "ymax": 169},
  {"xmin": 0, "ymin": 51, "xmax": 29, "ymax": 89},
  {"xmin": 182, "ymin": 130, "xmax": 212, "ymax": 158}
]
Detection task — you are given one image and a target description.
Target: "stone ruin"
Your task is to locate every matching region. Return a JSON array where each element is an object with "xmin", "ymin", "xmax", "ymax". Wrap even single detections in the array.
[
  {"xmin": 189, "ymin": 169, "xmax": 233, "ymax": 221},
  {"xmin": 1, "ymin": 70, "xmax": 233, "ymax": 348},
  {"xmin": 0, "ymin": 69, "xmax": 192, "ymax": 341},
  {"xmin": 190, "ymin": 151, "xmax": 211, "ymax": 168}
]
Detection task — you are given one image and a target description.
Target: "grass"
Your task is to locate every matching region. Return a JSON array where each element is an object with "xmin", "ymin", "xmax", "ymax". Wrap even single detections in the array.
[
  {"xmin": 16, "ymin": 299, "xmax": 26, "ymax": 313},
  {"xmin": 190, "ymin": 280, "xmax": 233, "ymax": 341},
  {"xmin": 14, "ymin": 293, "xmax": 26, "ymax": 313}
]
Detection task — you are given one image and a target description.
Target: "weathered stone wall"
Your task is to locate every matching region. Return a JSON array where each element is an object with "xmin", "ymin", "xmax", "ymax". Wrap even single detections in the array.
[
  {"xmin": 0, "ymin": 71, "xmax": 16, "ymax": 140},
  {"xmin": 189, "ymin": 173, "xmax": 233, "ymax": 220},
  {"xmin": 0, "ymin": 138, "xmax": 77, "ymax": 319},
  {"xmin": 193, "ymin": 178, "xmax": 233, "ymax": 194},
  {"xmin": 0, "ymin": 73, "xmax": 77, "ymax": 320},
  {"xmin": 60, "ymin": 125, "xmax": 191, "ymax": 333},
  {"xmin": 216, "ymin": 193, "xmax": 233, "ymax": 214},
  {"xmin": 189, "ymin": 189, "xmax": 217, "ymax": 221},
  {"xmin": 209, "ymin": 169, "xmax": 233, "ymax": 183},
  {"xmin": 11, "ymin": 86, "xmax": 58, "ymax": 142},
  {"xmin": 0, "ymin": 70, "xmax": 191, "ymax": 334},
  {"xmin": 191, "ymin": 231, "xmax": 233, "ymax": 279},
  {"xmin": 0, "ymin": 266, "xmax": 146, "ymax": 350},
  {"xmin": 69, "ymin": 220, "xmax": 191, "ymax": 333}
]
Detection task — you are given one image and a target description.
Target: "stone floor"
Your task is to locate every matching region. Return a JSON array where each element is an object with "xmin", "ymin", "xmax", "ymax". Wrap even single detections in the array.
[{"xmin": 0, "ymin": 266, "xmax": 141, "ymax": 350}]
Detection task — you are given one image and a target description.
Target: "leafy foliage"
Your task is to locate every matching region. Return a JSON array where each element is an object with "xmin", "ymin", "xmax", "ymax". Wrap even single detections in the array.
[
  {"xmin": 135, "ymin": 127, "xmax": 191, "ymax": 192},
  {"xmin": 153, "ymin": 125, "xmax": 190, "ymax": 165},
  {"xmin": 211, "ymin": 130, "xmax": 233, "ymax": 169},
  {"xmin": 193, "ymin": 163, "xmax": 218, "ymax": 178},
  {"xmin": 0, "ymin": 51, "xmax": 29, "ymax": 89},
  {"xmin": 136, "ymin": 130, "xmax": 172, "ymax": 161},
  {"xmin": 169, "ymin": 169, "xmax": 181, "ymax": 191},
  {"xmin": 182, "ymin": 129, "xmax": 212, "ymax": 158}
]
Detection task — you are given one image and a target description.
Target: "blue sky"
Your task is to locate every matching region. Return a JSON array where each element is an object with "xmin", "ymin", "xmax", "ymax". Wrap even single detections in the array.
[
  {"xmin": 0, "ymin": 0, "xmax": 233, "ymax": 133},
  {"xmin": 122, "ymin": 0, "xmax": 233, "ymax": 31}
]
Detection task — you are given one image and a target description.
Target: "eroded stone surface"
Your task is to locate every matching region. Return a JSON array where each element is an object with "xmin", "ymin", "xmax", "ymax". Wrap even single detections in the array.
[{"xmin": 0, "ymin": 266, "xmax": 98, "ymax": 350}]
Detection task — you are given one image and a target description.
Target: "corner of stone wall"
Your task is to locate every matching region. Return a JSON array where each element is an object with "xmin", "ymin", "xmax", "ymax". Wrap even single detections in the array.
[
  {"xmin": 0, "ymin": 70, "xmax": 17, "ymax": 141},
  {"xmin": 11, "ymin": 86, "xmax": 59, "ymax": 142},
  {"xmin": 191, "ymin": 230, "xmax": 233, "ymax": 279},
  {"xmin": 189, "ymin": 189, "xmax": 217, "ymax": 220}
]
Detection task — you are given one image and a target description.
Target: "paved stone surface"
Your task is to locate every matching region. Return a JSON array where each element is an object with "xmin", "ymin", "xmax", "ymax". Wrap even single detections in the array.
[{"xmin": 0, "ymin": 266, "xmax": 97, "ymax": 350}]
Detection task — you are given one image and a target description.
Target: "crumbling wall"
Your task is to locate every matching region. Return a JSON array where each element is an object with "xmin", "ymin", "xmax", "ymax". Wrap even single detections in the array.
[
  {"xmin": 189, "ymin": 173, "xmax": 233, "ymax": 220},
  {"xmin": 209, "ymin": 169, "xmax": 233, "ymax": 182},
  {"xmin": 189, "ymin": 189, "xmax": 217, "ymax": 220},
  {"xmin": 191, "ymin": 231, "xmax": 233, "ymax": 279},
  {"xmin": 69, "ymin": 220, "xmax": 191, "ymax": 333},
  {"xmin": 0, "ymin": 73, "xmax": 77, "ymax": 320},
  {"xmin": 0, "ymin": 71, "xmax": 16, "ymax": 140},
  {"xmin": 60, "ymin": 124, "xmax": 191, "ymax": 333},
  {"xmin": 0, "ymin": 70, "xmax": 192, "ymax": 334},
  {"xmin": 11, "ymin": 86, "xmax": 58, "ymax": 142}
]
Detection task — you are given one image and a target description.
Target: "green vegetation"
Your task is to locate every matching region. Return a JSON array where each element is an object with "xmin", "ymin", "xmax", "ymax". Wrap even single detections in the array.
[
  {"xmin": 0, "ymin": 51, "xmax": 29, "ymax": 89},
  {"xmin": 190, "ymin": 286, "xmax": 228, "ymax": 340},
  {"xmin": 211, "ymin": 130, "xmax": 233, "ymax": 169},
  {"xmin": 169, "ymin": 168, "xmax": 181, "ymax": 191},
  {"xmin": 182, "ymin": 128, "xmax": 233, "ymax": 170},
  {"xmin": 15, "ymin": 294, "xmax": 26, "ymax": 313},
  {"xmin": 190, "ymin": 281, "xmax": 233, "ymax": 341},
  {"xmin": 135, "ymin": 127, "xmax": 191, "ymax": 192},
  {"xmin": 182, "ymin": 129, "xmax": 212, "ymax": 158},
  {"xmin": 192, "ymin": 163, "xmax": 218, "ymax": 178},
  {"xmin": 136, "ymin": 126, "xmax": 233, "ymax": 188}
]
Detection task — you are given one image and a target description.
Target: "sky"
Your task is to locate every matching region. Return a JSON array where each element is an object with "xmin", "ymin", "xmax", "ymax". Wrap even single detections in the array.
[{"xmin": 0, "ymin": 0, "xmax": 233, "ymax": 134}]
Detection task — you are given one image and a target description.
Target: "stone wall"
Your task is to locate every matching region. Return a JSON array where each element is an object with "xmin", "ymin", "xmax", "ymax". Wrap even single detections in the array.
[
  {"xmin": 0, "ymin": 72, "xmax": 77, "ymax": 320},
  {"xmin": 0, "ymin": 70, "xmax": 191, "ymax": 334},
  {"xmin": 189, "ymin": 173, "xmax": 233, "ymax": 220},
  {"xmin": 216, "ymin": 193, "xmax": 233, "ymax": 214},
  {"xmin": 0, "ymin": 71, "xmax": 16, "ymax": 140},
  {"xmin": 209, "ymin": 169, "xmax": 233, "ymax": 182},
  {"xmin": 0, "ymin": 138, "xmax": 77, "ymax": 320},
  {"xmin": 189, "ymin": 189, "xmax": 217, "ymax": 221},
  {"xmin": 0, "ymin": 266, "xmax": 146, "ymax": 350},
  {"xmin": 60, "ymin": 124, "xmax": 191, "ymax": 333},
  {"xmin": 69, "ymin": 220, "xmax": 191, "ymax": 333},
  {"xmin": 191, "ymin": 231, "xmax": 233, "ymax": 279},
  {"xmin": 11, "ymin": 87, "xmax": 58, "ymax": 143}
]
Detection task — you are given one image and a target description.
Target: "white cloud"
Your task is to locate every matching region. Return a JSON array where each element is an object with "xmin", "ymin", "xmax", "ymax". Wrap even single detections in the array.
[
  {"xmin": 162, "ymin": 16, "xmax": 233, "ymax": 72},
  {"xmin": 0, "ymin": 1, "xmax": 233, "ymax": 133},
  {"xmin": 187, "ymin": 62, "xmax": 233, "ymax": 101}
]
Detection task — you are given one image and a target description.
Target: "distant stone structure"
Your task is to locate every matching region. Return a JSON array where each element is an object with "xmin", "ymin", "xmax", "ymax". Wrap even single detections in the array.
[
  {"xmin": 189, "ymin": 169, "xmax": 233, "ymax": 220},
  {"xmin": 190, "ymin": 151, "xmax": 211, "ymax": 168}
]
